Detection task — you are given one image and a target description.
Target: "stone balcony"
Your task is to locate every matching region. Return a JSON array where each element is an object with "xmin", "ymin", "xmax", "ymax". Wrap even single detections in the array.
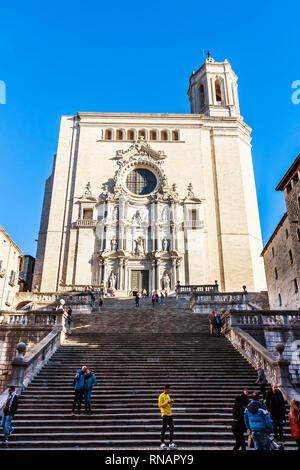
[
  {"xmin": 182, "ymin": 220, "xmax": 204, "ymax": 229},
  {"xmin": 75, "ymin": 219, "xmax": 97, "ymax": 228}
]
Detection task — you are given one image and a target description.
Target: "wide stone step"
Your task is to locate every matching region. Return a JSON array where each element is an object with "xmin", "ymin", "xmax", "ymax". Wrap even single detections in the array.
[
  {"xmin": 3, "ymin": 432, "xmax": 297, "ymax": 444},
  {"xmin": 10, "ymin": 424, "xmax": 295, "ymax": 435}
]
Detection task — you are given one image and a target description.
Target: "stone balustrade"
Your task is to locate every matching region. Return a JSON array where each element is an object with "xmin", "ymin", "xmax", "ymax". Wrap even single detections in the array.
[
  {"xmin": 222, "ymin": 310, "xmax": 300, "ymax": 402},
  {"xmin": 0, "ymin": 310, "xmax": 62, "ymax": 327},
  {"xmin": 190, "ymin": 288, "xmax": 248, "ymax": 313},
  {"xmin": 176, "ymin": 280, "xmax": 219, "ymax": 297},
  {"xmin": 223, "ymin": 310, "xmax": 300, "ymax": 329},
  {"xmin": 59, "ymin": 286, "xmax": 103, "ymax": 293},
  {"xmin": 0, "ymin": 311, "xmax": 69, "ymax": 412}
]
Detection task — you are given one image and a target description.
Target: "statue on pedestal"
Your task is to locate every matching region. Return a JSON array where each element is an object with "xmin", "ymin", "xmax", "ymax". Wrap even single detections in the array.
[
  {"xmin": 108, "ymin": 271, "xmax": 117, "ymax": 289},
  {"xmin": 111, "ymin": 238, "xmax": 118, "ymax": 251},
  {"xmin": 162, "ymin": 272, "xmax": 171, "ymax": 291},
  {"xmin": 135, "ymin": 237, "xmax": 145, "ymax": 256},
  {"xmin": 162, "ymin": 238, "xmax": 169, "ymax": 252}
]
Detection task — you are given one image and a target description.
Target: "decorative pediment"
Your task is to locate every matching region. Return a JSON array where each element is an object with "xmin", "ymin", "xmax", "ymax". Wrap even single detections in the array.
[{"xmin": 115, "ymin": 137, "xmax": 166, "ymax": 166}]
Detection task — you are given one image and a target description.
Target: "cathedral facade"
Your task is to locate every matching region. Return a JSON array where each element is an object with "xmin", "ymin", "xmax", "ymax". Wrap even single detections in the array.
[{"xmin": 33, "ymin": 57, "xmax": 267, "ymax": 294}]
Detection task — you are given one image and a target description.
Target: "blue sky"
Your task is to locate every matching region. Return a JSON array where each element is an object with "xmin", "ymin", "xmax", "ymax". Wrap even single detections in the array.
[{"xmin": 0, "ymin": 0, "xmax": 299, "ymax": 256}]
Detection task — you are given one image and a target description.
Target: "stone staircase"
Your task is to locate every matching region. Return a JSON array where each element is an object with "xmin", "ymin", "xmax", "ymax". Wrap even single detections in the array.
[{"xmin": 4, "ymin": 298, "xmax": 297, "ymax": 449}]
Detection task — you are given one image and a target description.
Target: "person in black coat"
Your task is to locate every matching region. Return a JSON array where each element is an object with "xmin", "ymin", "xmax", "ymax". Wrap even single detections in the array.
[
  {"xmin": 1, "ymin": 386, "xmax": 18, "ymax": 443},
  {"xmin": 266, "ymin": 384, "xmax": 286, "ymax": 440},
  {"xmin": 232, "ymin": 389, "xmax": 250, "ymax": 450}
]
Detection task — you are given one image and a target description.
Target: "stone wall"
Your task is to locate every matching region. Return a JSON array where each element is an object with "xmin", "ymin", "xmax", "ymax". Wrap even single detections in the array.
[
  {"xmin": 262, "ymin": 158, "xmax": 300, "ymax": 310},
  {"xmin": 0, "ymin": 327, "xmax": 52, "ymax": 393},
  {"xmin": 263, "ymin": 214, "xmax": 299, "ymax": 309}
]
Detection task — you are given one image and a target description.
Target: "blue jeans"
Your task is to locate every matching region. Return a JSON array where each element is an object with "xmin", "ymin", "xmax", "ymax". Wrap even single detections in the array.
[
  {"xmin": 84, "ymin": 390, "xmax": 92, "ymax": 410},
  {"xmin": 2, "ymin": 415, "xmax": 13, "ymax": 441},
  {"xmin": 252, "ymin": 431, "xmax": 272, "ymax": 450}
]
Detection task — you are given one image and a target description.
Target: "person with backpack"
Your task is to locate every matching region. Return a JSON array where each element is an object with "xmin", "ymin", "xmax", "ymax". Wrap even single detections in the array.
[
  {"xmin": 83, "ymin": 368, "xmax": 97, "ymax": 413},
  {"xmin": 1, "ymin": 386, "xmax": 18, "ymax": 443},
  {"xmin": 244, "ymin": 392, "xmax": 274, "ymax": 450},
  {"xmin": 71, "ymin": 365, "xmax": 87, "ymax": 415},
  {"xmin": 208, "ymin": 311, "xmax": 215, "ymax": 335}
]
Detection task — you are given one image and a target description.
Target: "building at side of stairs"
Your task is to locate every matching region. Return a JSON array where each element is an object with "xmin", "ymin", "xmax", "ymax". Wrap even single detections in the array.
[{"xmin": 261, "ymin": 154, "xmax": 300, "ymax": 309}]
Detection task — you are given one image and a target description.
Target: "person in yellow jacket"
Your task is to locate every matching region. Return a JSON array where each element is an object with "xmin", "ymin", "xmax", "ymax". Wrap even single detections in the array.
[{"xmin": 158, "ymin": 384, "xmax": 177, "ymax": 449}]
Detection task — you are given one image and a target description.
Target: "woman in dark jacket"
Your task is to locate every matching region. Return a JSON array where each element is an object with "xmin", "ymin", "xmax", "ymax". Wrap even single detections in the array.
[{"xmin": 232, "ymin": 389, "xmax": 249, "ymax": 450}]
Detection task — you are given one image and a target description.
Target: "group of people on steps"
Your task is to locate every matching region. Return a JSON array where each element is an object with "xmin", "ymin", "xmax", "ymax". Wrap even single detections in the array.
[{"xmin": 232, "ymin": 364, "xmax": 300, "ymax": 450}]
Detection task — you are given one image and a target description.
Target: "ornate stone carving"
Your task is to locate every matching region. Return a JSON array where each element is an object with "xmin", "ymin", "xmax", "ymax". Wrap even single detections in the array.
[
  {"xmin": 80, "ymin": 182, "xmax": 97, "ymax": 201},
  {"xmin": 116, "ymin": 137, "xmax": 166, "ymax": 164}
]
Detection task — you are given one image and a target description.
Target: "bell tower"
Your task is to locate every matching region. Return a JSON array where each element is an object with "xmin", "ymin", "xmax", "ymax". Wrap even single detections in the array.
[{"xmin": 188, "ymin": 55, "xmax": 240, "ymax": 117}]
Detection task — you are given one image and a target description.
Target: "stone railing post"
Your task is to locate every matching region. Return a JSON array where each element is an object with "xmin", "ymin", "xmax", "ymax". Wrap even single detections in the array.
[
  {"xmin": 242, "ymin": 285, "xmax": 248, "ymax": 306},
  {"xmin": 10, "ymin": 342, "xmax": 27, "ymax": 395}
]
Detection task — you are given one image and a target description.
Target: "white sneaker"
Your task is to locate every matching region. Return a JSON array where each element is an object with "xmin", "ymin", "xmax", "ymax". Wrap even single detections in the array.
[
  {"xmin": 160, "ymin": 443, "xmax": 167, "ymax": 449},
  {"xmin": 169, "ymin": 443, "xmax": 177, "ymax": 449}
]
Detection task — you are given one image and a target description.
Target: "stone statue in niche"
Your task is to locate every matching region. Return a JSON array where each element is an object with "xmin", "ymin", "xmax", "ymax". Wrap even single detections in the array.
[
  {"xmin": 135, "ymin": 237, "xmax": 145, "ymax": 256},
  {"xmin": 112, "ymin": 206, "xmax": 119, "ymax": 221},
  {"xmin": 132, "ymin": 210, "xmax": 143, "ymax": 225},
  {"xmin": 162, "ymin": 272, "xmax": 171, "ymax": 290},
  {"xmin": 161, "ymin": 206, "xmax": 169, "ymax": 221},
  {"xmin": 108, "ymin": 271, "xmax": 117, "ymax": 289},
  {"xmin": 162, "ymin": 238, "xmax": 169, "ymax": 251},
  {"xmin": 111, "ymin": 238, "xmax": 118, "ymax": 251}
]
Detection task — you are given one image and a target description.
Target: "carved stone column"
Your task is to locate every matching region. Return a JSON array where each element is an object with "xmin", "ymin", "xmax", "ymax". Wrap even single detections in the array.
[
  {"xmin": 98, "ymin": 259, "xmax": 103, "ymax": 283},
  {"xmin": 171, "ymin": 259, "xmax": 176, "ymax": 290},
  {"xmin": 174, "ymin": 203, "xmax": 179, "ymax": 251},
  {"xmin": 103, "ymin": 260, "xmax": 108, "ymax": 288},
  {"xmin": 170, "ymin": 224, "xmax": 175, "ymax": 251},
  {"xmin": 156, "ymin": 260, "xmax": 161, "ymax": 292},
  {"xmin": 176, "ymin": 259, "xmax": 181, "ymax": 286},
  {"xmin": 123, "ymin": 225, "xmax": 127, "ymax": 251},
  {"xmin": 118, "ymin": 259, "xmax": 123, "ymax": 290},
  {"xmin": 124, "ymin": 260, "xmax": 128, "ymax": 293},
  {"xmin": 151, "ymin": 260, "xmax": 156, "ymax": 293},
  {"xmin": 119, "ymin": 224, "xmax": 124, "ymax": 250}
]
